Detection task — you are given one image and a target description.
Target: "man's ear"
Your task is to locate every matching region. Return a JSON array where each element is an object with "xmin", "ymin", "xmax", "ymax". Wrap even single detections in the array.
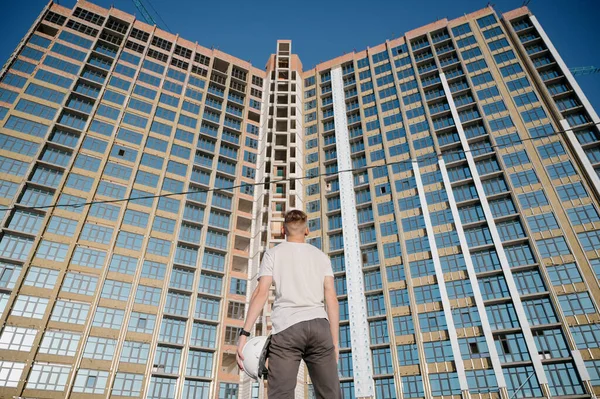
[
  {"xmin": 281, "ymin": 225, "xmax": 286, "ymax": 237},
  {"xmin": 305, "ymin": 226, "xmax": 309, "ymax": 236}
]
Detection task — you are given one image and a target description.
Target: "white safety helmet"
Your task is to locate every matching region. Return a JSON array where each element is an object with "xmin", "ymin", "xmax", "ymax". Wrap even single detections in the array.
[{"xmin": 242, "ymin": 335, "xmax": 271, "ymax": 380}]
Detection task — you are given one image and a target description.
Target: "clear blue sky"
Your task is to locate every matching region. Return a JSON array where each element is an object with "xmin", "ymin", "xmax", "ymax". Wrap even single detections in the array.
[{"xmin": 1, "ymin": 0, "xmax": 599, "ymax": 110}]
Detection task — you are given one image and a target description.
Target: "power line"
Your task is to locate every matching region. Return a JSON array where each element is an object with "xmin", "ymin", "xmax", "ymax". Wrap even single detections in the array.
[{"xmin": 0, "ymin": 121, "xmax": 598, "ymax": 214}]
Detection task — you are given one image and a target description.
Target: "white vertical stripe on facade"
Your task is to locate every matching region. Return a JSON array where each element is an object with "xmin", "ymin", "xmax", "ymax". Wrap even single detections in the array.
[
  {"xmin": 560, "ymin": 118, "xmax": 598, "ymax": 384},
  {"xmin": 529, "ymin": 16, "xmax": 600, "ymax": 124},
  {"xmin": 242, "ymin": 71, "xmax": 271, "ymax": 399},
  {"xmin": 516, "ymin": 17, "xmax": 600, "ymax": 387},
  {"xmin": 412, "ymin": 161, "xmax": 469, "ymax": 392},
  {"xmin": 331, "ymin": 66, "xmax": 374, "ymax": 398},
  {"xmin": 438, "ymin": 158, "xmax": 507, "ymax": 388},
  {"xmin": 571, "ymin": 350, "xmax": 592, "ymax": 382},
  {"xmin": 560, "ymin": 119, "xmax": 600, "ymax": 199},
  {"xmin": 440, "ymin": 72, "xmax": 548, "ymax": 385}
]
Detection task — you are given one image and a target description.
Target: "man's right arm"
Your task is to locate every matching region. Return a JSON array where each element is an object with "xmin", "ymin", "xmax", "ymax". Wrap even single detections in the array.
[{"xmin": 324, "ymin": 275, "xmax": 339, "ymax": 362}]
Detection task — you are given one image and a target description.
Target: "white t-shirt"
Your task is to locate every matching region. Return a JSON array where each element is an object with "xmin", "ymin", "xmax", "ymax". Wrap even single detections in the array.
[{"xmin": 258, "ymin": 241, "xmax": 334, "ymax": 334}]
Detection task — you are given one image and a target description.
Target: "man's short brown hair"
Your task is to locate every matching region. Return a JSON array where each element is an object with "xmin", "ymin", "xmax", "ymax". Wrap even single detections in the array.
[
  {"xmin": 284, "ymin": 210, "xmax": 308, "ymax": 235},
  {"xmin": 284, "ymin": 209, "xmax": 307, "ymax": 226}
]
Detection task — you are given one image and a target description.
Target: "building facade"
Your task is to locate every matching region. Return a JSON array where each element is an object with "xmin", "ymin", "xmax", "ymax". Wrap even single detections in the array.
[
  {"xmin": 0, "ymin": 1, "xmax": 264, "ymax": 398},
  {"xmin": 0, "ymin": 1, "xmax": 599, "ymax": 399}
]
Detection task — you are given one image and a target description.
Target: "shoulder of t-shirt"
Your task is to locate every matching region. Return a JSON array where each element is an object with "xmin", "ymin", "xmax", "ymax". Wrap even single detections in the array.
[
  {"xmin": 265, "ymin": 242, "xmax": 288, "ymax": 258},
  {"xmin": 264, "ymin": 246, "xmax": 278, "ymax": 257},
  {"xmin": 309, "ymin": 246, "xmax": 331, "ymax": 263}
]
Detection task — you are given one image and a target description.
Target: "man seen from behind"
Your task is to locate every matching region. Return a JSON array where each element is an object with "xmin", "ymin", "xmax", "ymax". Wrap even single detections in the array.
[{"xmin": 236, "ymin": 209, "xmax": 342, "ymax": 399}]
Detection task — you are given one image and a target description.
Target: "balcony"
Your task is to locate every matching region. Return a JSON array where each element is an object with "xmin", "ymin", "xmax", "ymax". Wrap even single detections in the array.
[
  {"xmin": 231, "ymin": 255, "xmax": 248, "ymax": 274},
  {"xmin": 207, "ymin": 85, "xmax": 224, "ymax": 97},
  {"xmin": 221, "ymin": 354, "xmax": 238, "ymax": 375}
]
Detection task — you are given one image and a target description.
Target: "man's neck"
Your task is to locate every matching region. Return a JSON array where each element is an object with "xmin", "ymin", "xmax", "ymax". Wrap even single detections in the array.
[{"xmin": 286, "ymin": 236, "xmax": 305, "ymax": 243}]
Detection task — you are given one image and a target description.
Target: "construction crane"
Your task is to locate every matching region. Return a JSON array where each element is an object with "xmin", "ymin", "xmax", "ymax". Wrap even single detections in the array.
[
  {"xmin": 132, "ymin": 0, "xmax": 172, "ymax": 33},
  {"xmin": 131, "ymin": 0, "xmax": 158, "ymax": 26},
  {"xmin": 569, "ymin": 66, "xmax": 600, "ymax": 76}
]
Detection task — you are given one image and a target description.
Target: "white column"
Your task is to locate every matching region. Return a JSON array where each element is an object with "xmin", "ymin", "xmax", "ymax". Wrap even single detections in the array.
[
  {"xmin": 560, "ymin": 119, "xmax": 600, "ymax": 198},
  {"xmin": 412, "ymin": 161, "xmax": 469, "ymax": 392},
  {"xmin": 529, "ymin": 16, "xmax": 599, "ymax": 124},
  {"xmin": 560, "ymin": 119, "xmax": 598, "ymax": 386},
  {"xmin": 530, "ymin": 16, "xmax": 600, "ymax": 200},
  {"xmin": 440, "ymin": 72, "xmax": 548, "ymax": 385},
  {"xmin": 331, "ymin": 66, "xmax": 374, "ymax": 398},
  {"xmin": 438, "ymin": 158, "xmax": 507, "ymax": 389},
  {"xmin": 524, "ymin": 18, "xmax": 600, "ymax": 387}
]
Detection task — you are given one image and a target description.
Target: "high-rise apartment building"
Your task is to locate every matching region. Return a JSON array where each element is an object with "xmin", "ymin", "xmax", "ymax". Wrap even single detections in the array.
[
  {"xmin": 0, "ymin": 1, "xmax": 598, "ymax": 398},
  {"xmin": 0, "ymin": 1, "xmax": 264, "ymax": 398}
]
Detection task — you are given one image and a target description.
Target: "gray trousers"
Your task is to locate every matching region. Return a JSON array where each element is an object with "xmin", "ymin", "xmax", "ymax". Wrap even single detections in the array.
[{"xmin": 267, "ymin": 318, "xmax": 342, "ymax": 399}]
